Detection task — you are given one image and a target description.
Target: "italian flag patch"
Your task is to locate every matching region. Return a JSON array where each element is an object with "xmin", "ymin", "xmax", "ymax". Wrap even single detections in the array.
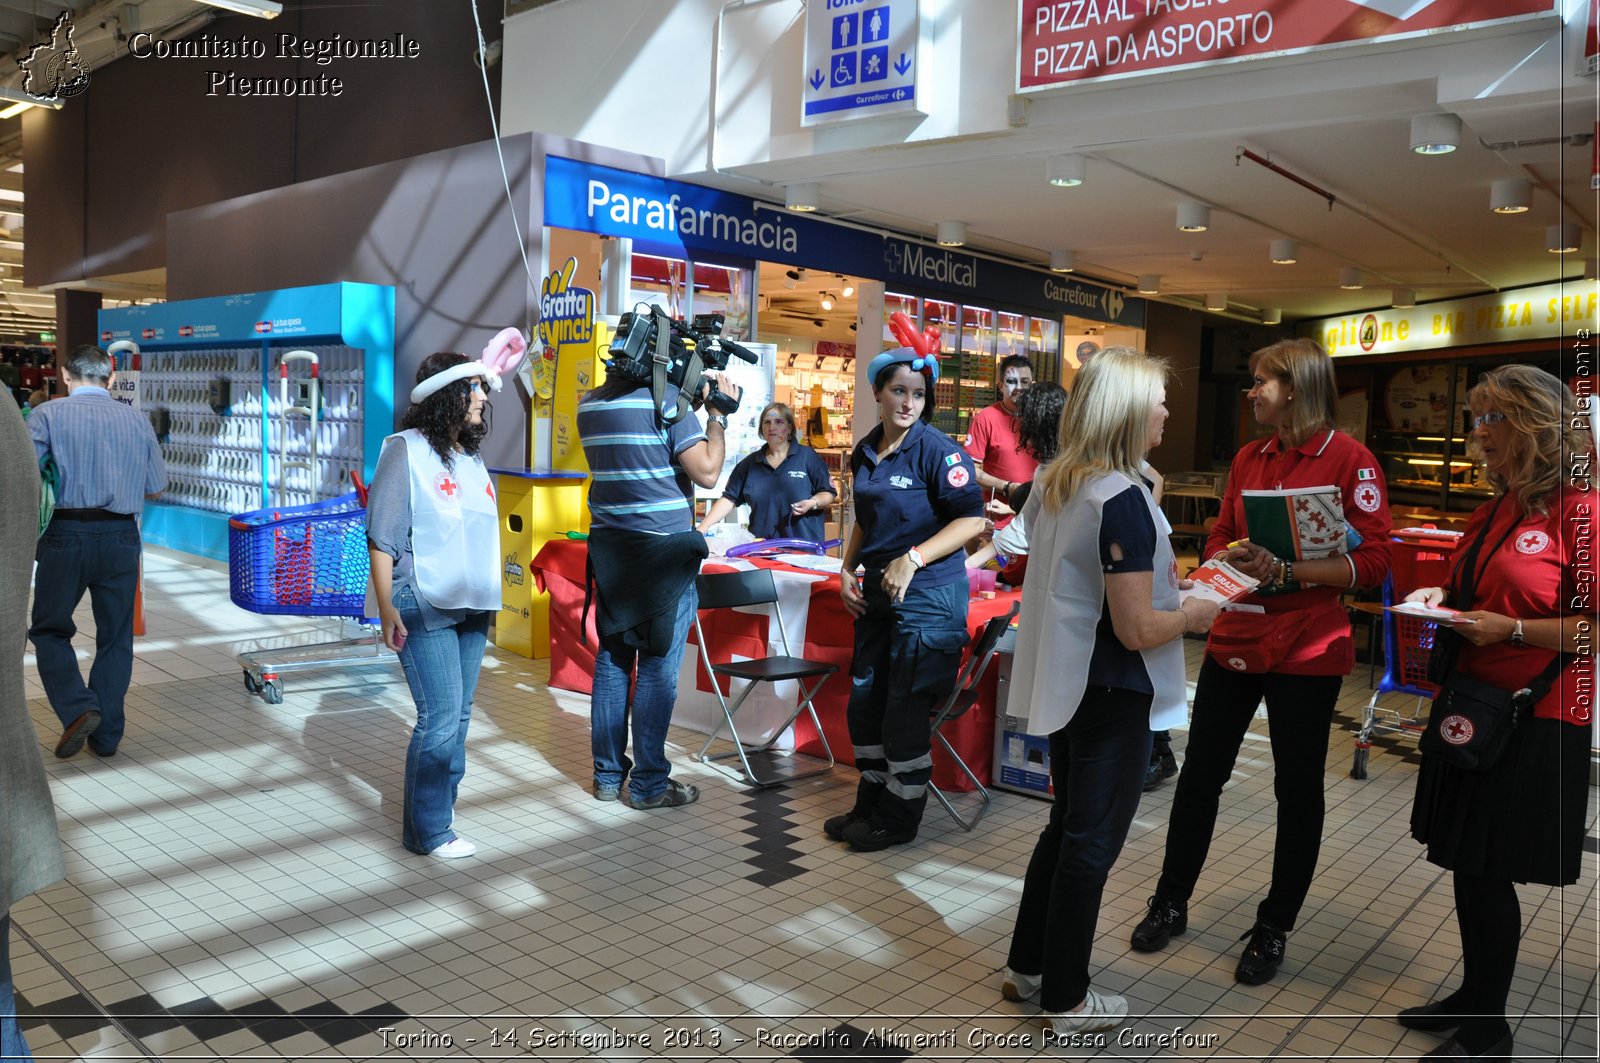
[{"xmin": 945, "ymin": 452, "xmax": 963, "ymax": 466}]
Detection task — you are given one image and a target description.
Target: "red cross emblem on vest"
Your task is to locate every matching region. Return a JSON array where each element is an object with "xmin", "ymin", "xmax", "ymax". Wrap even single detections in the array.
[{"xmin": 433, "ymin": 471, "xmax": 459, "ymax": 500}]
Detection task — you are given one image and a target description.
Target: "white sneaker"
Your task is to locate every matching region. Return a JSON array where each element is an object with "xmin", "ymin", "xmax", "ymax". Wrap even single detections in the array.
[
  {"xmin": 1040, "ymin": 988, "xmax": 1128, "ymax": 1037},
  {"xmin": 1001, "ymin": 967, "xmax": 1042, "ymax": 1003},
  {"xmin": 430, "ymin": 835, "xmax": 476, "ymax": 859}
]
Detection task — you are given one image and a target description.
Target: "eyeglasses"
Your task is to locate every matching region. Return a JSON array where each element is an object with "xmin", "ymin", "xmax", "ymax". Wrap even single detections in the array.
[{"xmin": 1471, "ymin": 411, "xmax": 1505, "ymax": 429}]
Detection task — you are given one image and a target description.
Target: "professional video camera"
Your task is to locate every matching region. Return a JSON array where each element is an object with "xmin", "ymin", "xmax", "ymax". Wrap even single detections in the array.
[{"xmin": 607, "ymin": 306, "xmax": 758, "ymax": 423}]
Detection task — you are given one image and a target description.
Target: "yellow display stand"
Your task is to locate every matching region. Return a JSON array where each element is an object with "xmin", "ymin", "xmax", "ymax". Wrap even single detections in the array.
[
  {"xmin": 494, "ymin": 470, "xmax": 588, "ymax": 658},
  {"xmin": 493, "ymin": 258, "xmax": 603, "ymax": 659}
]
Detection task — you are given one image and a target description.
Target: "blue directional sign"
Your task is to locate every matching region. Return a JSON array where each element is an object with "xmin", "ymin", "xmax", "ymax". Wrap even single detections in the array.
[{"xmin": 803, "ymin": 0, "xmax": 919, "ymax": 125}]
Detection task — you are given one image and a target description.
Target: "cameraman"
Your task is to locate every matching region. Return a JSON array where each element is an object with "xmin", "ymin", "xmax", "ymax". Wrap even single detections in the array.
[{"xmin": 577, "ymin": 359, "xmax": 741, "ymax": 810}]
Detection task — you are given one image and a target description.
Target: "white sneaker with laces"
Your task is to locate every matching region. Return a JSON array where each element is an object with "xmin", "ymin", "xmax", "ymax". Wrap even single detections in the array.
[
  {"xmin": 1001, "ymin": 968, "xmax": 1042, "ymax": 1003},
  {"xmin": 431, "ymin": 835, "xmax": 476, "ymax": 859},
  {"xmin": 1040, "ymin": 988, "xmax": 1129, "ymax": 1037}
]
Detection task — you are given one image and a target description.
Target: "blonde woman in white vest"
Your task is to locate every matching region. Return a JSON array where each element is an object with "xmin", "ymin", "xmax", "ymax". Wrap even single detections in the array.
[
  {"xmin": 999, "ymin": 347, "xmax": 1219, "ymax": 1037},
  {"xmin": 367, "ymin": 351, "xmax": 505, "ymax": 859}
]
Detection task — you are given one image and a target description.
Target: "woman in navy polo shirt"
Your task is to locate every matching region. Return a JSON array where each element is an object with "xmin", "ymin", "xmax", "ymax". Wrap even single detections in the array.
[
  {"xmin": 824, "ymin": 348, "xmax": 986, "ymax": 852},
  {"xmin": 696, "ymin": 402, "xmax": 835, "ymax": 542}
]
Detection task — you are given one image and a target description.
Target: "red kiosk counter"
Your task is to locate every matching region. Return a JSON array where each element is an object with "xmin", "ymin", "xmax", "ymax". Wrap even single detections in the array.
[{"xmin": 529, "ymin": 538, "xmax": 1016, "ymax": 792}]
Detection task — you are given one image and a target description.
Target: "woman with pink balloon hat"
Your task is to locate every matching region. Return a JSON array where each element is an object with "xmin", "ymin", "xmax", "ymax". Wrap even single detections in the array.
[
  {"xmin": 366, "ymin": 329, "xmax": 527, "ymax": 859},
  {"xmin": 824, "ymin": 312, "xmax": 987, "ymax": 852}
]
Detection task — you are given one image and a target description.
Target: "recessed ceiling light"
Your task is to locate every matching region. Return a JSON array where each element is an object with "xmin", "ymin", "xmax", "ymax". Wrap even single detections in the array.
[
  {"xmin": 1049, "ymin": 250, "xmax": 1075, "ymax": 273},
  {"xmin": 936, "ymin": 221, "xmax": 966, "ymax": 247},
  {"xmin": 1339, "ymin": 268, "xmax": 1364, "ymax": 289},
  {"xmin": 785, "ymin": 183, "xmax": 819, "ymax": 212},
  {"xmin": 1204, "ymin": 292, "xmax": 1227, "ymax": 311},
  {"xmin": 1270, "ymin": 239, "xmax": 1297, "ymax": 264},
  {"xmin": 1410, "ymin": 112, "xmax": 1460, "ymax": 155},
  {"xmin": 1046, "ymin": 153, "xmax": 1086, "ymax": 187},
  {"xmin": 1137, "ymin": 274, "xmax": 1160, "ymax": 294},
  {"xmin": 1392, "ymin": 289, "xmax": 1416, "ymax": 309},
  {"xmin": 1547, "ymin": 222, "xmax": 1581, "ymax": 254},
  {"xmin": 1177, "ymin": 202, "xmax": 1210, "ymax": 233},
  {"xmin": 1490, "ymin": 177, "xmax": 1531, "ymax": 214},
  {"xmin": 1262, "ymin": 308, "xmax": 1282, "ymax": 325}
]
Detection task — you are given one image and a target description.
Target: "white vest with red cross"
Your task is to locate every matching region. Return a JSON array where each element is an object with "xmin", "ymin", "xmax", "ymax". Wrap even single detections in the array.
[{"xmin": 393, "ymin": 429, "xmax": 501, "ymax": 612}]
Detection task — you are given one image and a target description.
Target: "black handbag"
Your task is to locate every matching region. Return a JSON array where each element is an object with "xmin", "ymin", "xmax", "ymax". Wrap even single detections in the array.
[
  {"xmin": 1420, "ymin": 497, "xmax": 1563, "ymax": 772},
  {"xmin": 1419, "ymin": 660, "xmax": 1559, "ymax": 772}
]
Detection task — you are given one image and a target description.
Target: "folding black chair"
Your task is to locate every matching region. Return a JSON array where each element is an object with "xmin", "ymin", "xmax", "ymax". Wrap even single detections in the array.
[
  {"xmin": 692, "ymin": 568, "xmax": 837, "ymax": 787},
  {"xmin": 928, "ymin": 600, "xmax": 1020, "ymax": 831}
]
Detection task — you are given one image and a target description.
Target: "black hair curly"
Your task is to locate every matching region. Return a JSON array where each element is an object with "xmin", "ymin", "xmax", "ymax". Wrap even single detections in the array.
[
  {"xmin": 1015, "ymin": 380, "xmax": 1066, "ymax": 463},
  {"xmin": 401, "ymin": 352, "xmax": 489, "ymax": 468}
]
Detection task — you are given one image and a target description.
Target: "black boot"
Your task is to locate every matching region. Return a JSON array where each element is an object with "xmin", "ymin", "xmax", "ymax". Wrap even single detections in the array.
[
  {"xmin": 842, "ymin": 789, "xmax": 925, "ymax": 852},
  {"xmin": 824, "ymin": 778, "xmax": 886, "ymax": 841},
  {"xmin": 1143, "ymin": 733, "xmax": 1178, "ymax": 792}
]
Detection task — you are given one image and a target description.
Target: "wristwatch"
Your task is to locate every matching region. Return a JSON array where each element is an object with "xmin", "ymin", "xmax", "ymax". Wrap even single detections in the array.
[
  {"xmin": 707, "ymin": 412, "xmax": 728, "ymax": 429},
  {"xmin": 906, "ymin": 547, "xmax": 926, "ymax": 570},
  {"xmin": 1510, "ymin": 619, "xmax": 1525, "ymax": 646}
]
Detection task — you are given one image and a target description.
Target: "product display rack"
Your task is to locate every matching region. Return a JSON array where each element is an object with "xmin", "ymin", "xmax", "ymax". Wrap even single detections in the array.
[{"xmin": 98, "ymin": 283, "xmax": 395, "ymax": 561}]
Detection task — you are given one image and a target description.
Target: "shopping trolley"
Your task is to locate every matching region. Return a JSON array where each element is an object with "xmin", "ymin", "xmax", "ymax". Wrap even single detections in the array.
[
  {"xmin": 231, "ymin": 349, "xmax": 389, "ymax": 704},
  {"xmin": 1349, "ymin": 531, "xmax": 1460, "ymax": 779}
]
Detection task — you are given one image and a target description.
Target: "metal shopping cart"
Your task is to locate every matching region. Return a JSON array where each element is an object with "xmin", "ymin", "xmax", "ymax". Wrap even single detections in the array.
[
  {"xmin": 1349, "ymin": 532, "xmax": 1460, "ymax": 779},
  {"xmin": 230, "ymin": 349, "xmax": 389, "ymax": 704}
]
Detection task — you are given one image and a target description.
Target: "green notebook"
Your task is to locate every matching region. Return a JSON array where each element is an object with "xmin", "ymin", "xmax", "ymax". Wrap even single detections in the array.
[{"xmin": 1241, "ymin": 485, "xmax": 1346, "ymax": 577}]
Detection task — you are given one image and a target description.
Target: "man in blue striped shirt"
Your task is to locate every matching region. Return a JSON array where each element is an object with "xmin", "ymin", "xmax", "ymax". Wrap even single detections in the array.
[
  {"xmin": 577, "ymin": 369, "xmax": 739, "ymax": 809},
  {"xmin": 28, "ymin": 346, "xmax": 166, "ymax": 759}
]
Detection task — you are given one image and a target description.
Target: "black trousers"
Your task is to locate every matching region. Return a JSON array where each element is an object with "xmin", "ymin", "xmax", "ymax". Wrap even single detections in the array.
[
  {"xmin": 1006, "ymin": 686, "xmax": 1153, "ymax": 1011},
  {"xmin": 1153, "ymin": 657, "xmax": 1342, "ymax": 930}
]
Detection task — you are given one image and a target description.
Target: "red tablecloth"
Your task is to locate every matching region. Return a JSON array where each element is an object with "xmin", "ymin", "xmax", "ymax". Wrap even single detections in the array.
[{"xmin": 528, "ymin": 538, "xmax": 1015, "ymax": 791}]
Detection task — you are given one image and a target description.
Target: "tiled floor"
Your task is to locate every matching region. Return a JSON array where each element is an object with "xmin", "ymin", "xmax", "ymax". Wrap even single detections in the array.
[{"xmin": 9, "ymin": 545, "xmax": 1597, "ymax": 1061}]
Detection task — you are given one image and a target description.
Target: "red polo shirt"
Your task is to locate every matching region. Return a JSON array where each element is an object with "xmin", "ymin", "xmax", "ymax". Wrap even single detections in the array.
[
  {"xmin": 1450, "ymin": 487, "xmax": 1597, "ymax": 726},
  {"xmin": 1205, "ymin": 428, "xmax": 1394, "ymax": 675}
]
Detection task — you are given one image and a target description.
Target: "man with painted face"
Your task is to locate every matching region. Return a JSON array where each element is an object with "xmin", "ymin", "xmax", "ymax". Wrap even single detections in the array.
[
  {"xmin": 963, "ymin": 354, "xmax": 1037, "ymax": 504},
  {"xmin": 827, "ymin": 346, "xmax": 986, "ymax": 852}
]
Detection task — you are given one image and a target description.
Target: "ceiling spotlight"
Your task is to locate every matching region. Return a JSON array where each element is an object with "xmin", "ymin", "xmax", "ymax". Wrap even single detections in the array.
[
  {"xmin": 1049, "ymin": 250, "xmax": 1076, "ymax": 273},
  {"xmin": 848, "ymin": 322, "xmax": 858, "ymax": 333},
  {"xmin": 1547, "ymin": 222, "xmax": 1581, "ymax": 254},
  {"xmin": 1270, "ymin": 239, "xmax": 1298, "ymax": 264},
  {"xmin": 1392, "ymin": 288, "xmax": 1416, "ymax": 309},
  {"xmin": 785, "ymin": 182, "xmax": 819, "ymax": 212},
  {"xmin": 1177, "ymin": 202, "xmax": 1211, "ymax": 233},
  {"xmin": 1339, "ymin": 268, "xmax": 1364, "ymax": 290},
  {"xmin": 1262, "ymin": 308, "xmax": 1282, "ymax": 325},
  {"xmin": 1046, "ymin": 153, "xmax": 1087, "ymax": 187},
  {"xmin": 1137, "ymin": 274, "xmax": 1160, "ymax": 295},
  {"xmin": 1490, "ymin": 177, "xmax": 1531, "ymax": 214},
  {"xmin": 812, "ymin": 318, "xmax": 825, "ymax": 328},
  {"xmin": 937, "ymin": 221, "xmax": 966, "ymax": 247},
  {"xmin": 840, "ymin": 281, "xmax": 855, "ymax": 297},
  {"xmin": 1204, "ymin": 292, "xmax": 1228, "ymax": 311},
  {"xmin": 819, "ymin": 292, "xmax": 835, "ymax": 311},
  {"xmin": 1410, "ymin": 112, "xmax": 1461, "ymax": 155}
]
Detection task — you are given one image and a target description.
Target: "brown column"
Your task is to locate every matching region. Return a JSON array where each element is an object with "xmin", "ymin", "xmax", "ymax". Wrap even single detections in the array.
[{"xmin": 54, "ymin": 287, "xmax": 101, "ymax": 367}]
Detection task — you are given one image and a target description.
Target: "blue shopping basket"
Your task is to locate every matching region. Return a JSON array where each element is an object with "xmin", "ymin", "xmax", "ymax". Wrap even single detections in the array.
[{"xmin": 228, "ymin": 491, "xmax": 369, "ymax": 617}]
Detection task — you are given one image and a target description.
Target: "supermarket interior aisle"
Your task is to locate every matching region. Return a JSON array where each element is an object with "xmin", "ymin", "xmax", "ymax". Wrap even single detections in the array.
[{"xmin": 9, "ymin": 545, "xmax": 1598, "ymax": 1061}]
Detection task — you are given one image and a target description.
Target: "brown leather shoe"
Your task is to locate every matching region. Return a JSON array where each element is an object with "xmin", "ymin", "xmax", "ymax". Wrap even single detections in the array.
[{"xmin": 55, "ymin": 710, "xmax": 101, "ymax": 759}]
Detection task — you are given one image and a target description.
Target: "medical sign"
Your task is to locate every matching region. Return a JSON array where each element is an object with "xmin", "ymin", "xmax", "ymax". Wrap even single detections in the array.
[
  {"xmin": 1017, "ymin": 0, "xmax": 1558, "ymax": 91},
  {"xmin": 803, "ymin": 0, "xmax": 920, "ymax": 124}
]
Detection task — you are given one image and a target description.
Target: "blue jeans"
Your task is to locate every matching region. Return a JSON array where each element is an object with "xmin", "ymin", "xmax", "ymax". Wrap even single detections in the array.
[
  {"xmin": 591, "ymin": 584, "xmax": 697, "ymax": 803},
  {"xmin": 393, "ymin": 585, "xmax": 489, "ymax": 855},
  {"xmin": 1, "ymin": 913, "xmax": 30, "ymax": 1061},
  {"xmin": 29, "ymin": 519, "xmax": 141, "ymax": 752},
  {"xmin": 1006, "ymin": 686, "xmax": 1154, "ymax": 1012}
]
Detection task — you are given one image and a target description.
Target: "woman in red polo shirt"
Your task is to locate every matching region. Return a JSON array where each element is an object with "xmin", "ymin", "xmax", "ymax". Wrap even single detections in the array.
[
  {"xmin": 1129, "ymin": 338, "xmax": 1393, "ymax": 985},
  {"xmin": 1399, "ymin": 365, "xmax": 1594, "ymax": 1063}
]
